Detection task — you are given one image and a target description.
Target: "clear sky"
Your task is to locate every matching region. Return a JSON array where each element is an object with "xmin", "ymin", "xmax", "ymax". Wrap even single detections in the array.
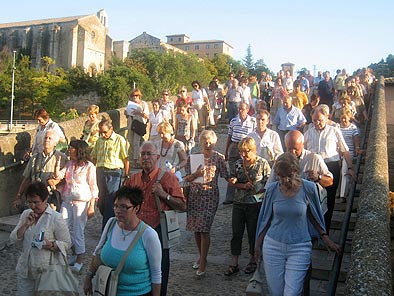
[{"xmin": 1, "ymin": 0, "xmax": 393, "ymax": 76}]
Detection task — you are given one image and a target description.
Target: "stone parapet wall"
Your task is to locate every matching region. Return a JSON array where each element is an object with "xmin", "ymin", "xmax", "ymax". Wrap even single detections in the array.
[
  {"xmin": 346, "ymin": 77, "xmax": 392, "ymax": 295},
  {"xmin": 0, "ymin": 108, "xmax": 126, "ymax": 167}
]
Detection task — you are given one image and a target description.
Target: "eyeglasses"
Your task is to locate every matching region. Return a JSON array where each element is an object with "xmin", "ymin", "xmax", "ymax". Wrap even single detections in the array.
[
  {"xmin": 140, "ymin": 151, "xmax": 156, "ymax": 157},
  {"xmin": 180, "ymin": 90, "xmax": 186, "ymax": 93},
  {"xmin": 239, "ymin": 149, "xmax": 251, "ymax": 155},
  {"xmin": 113, "ymin": 204, "xmax": 134, "ymax": 211}
]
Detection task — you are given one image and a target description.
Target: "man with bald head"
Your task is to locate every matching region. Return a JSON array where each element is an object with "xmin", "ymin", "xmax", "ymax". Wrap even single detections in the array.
[{"xmin": 266, "ymin": 130, "xmax": 333, "ymax": 192}]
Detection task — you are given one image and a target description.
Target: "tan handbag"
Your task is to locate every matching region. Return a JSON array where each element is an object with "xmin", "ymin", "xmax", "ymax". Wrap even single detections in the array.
[
  {"xmin": 245, "ymin": 263, "xmax": 264, "ymax": 296},
  {"xmin": 34, "ymin": 253, "xmax": 79, "ymax": 296},
  {"xmin": 154, "ymin": 170, "xmax": 181, "ymax": 249}
]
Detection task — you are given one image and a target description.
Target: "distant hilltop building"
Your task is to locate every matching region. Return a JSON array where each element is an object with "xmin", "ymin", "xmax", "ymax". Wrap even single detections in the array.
[
  {"xmin": 0, "ymin": 10, "xmax": 234, "ymax": 73},
  {"xmin": 0, "ymin": 9, "xmax": 111, "ymax": 75},
  {"xmin": 128, "ymin": 32, "xmax": 233, "ymax": 59}
]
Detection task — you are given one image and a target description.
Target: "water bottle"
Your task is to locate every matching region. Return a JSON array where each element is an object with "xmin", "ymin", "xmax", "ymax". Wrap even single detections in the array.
[{"xmin": 165, "ymin": 160, "xmax": 183, "ymax": 183}]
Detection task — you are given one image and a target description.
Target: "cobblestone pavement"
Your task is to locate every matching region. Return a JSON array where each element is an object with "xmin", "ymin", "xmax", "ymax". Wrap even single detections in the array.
[{"xmin": 0, "ymin": 129, "xmax": 269, "ymax": 295}]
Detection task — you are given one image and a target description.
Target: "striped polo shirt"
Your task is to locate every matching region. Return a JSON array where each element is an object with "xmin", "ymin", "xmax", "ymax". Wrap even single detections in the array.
[{"xmin": 228, "ymin": 115, "xmax": 256, "ymax": 143}]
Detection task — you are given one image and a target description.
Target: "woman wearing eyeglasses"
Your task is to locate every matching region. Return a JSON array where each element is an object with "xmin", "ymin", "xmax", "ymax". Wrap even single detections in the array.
[
  {"xmin": 224, "ymin": 137, "xmax": 271, "ymax": 276},
  {"xmin": 255, "ymin": 153, "xmax": 340, "ymax": 296},
  {"xmin": 84, "ymin": 186, "xmax": 162, "ymax": 296},
  {"xmin": 10, "ymin": 181, "xmax": 71, "ymax": 296},
  {"xmin": 51, "ymin": 139, "xmax": 98, "ymax": 272},
  {"xmin": 126, "ymin": 88, "xmax": 149, "ymax": 169}
]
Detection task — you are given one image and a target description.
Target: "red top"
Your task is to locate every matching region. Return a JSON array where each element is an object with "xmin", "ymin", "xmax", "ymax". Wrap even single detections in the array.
[{"xmin": 125, "ymin": 168, "xmax": 185, "ymax": 228}]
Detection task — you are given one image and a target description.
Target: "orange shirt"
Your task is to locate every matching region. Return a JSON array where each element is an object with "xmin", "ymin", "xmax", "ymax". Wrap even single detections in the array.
[{"xmin": 125, "ymin": 168, "xmax": 185, "ymax": 228}]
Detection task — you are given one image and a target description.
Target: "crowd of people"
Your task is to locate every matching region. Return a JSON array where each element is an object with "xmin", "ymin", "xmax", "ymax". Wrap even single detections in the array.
[{"xmin": 9, "ymin": 66, "xmax": 376, "ymax": 296}]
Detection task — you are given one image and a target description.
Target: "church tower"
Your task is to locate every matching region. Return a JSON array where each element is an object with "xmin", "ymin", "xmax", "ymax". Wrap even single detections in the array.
[{"xmin": 97, "ymin": 9, "xmax": 108, "ymax": 28}]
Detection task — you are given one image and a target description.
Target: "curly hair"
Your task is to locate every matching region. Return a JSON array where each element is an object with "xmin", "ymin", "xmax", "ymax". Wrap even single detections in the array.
[{"xmin": 69, "ymin": 139, "xmax": 90, "ymax": 164}]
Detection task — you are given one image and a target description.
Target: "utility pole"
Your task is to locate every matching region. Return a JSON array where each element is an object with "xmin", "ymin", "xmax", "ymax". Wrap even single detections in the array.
[{"xmin": 9, "ymin": 50, "xmax": 16, "ymax": 131}]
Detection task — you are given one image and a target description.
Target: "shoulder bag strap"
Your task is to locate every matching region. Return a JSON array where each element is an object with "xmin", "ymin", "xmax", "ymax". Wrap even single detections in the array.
[
  {"xmin": 114, "ymin": 223, "xmax": 148, "ymax": 275},
  {"xmin": 154, "ymin": 169, "xmax": 167, "ymax": 212}
]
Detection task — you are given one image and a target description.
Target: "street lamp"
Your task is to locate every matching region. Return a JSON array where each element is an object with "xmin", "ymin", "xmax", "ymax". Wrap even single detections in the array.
[{"xmin": 9, "ymin": 50, "xmax": 16, "ymax": 131}]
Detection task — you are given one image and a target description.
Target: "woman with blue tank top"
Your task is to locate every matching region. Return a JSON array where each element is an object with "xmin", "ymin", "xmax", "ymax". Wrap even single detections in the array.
[
  {"xmin": 255, "ymin": 153, "xmax": 341, "ymax": 296},
  {"xmin": 84, "ymin": 186, "xmax": 162, "ymax": 296}
]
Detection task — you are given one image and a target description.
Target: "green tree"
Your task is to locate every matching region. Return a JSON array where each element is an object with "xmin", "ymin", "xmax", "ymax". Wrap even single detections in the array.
[
  {"xmin": 243, "ymin": 45, "xmax": 254, "ymax": 75},
  {"xmin": 254, "ymin": 59, "xmax": 273, "ymax": 78}
]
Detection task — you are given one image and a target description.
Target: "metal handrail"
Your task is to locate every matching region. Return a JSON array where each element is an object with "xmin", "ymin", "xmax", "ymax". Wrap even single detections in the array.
[{"xmin": 326, "ymin": 83, "xmax": 375, "ymax": 295}]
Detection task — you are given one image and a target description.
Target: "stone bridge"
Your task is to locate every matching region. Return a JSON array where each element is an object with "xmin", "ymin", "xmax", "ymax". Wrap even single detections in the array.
[{"xmin": 0, "ymin": 77, "xmax": 393, "ymax": 295}]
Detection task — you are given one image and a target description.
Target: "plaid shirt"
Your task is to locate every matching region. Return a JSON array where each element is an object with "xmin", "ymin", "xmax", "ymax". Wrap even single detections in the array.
[
  {"xmin": 91, "ymin": 132, "xmax": 128, "ymax": 169},
  {"xmin": 126, "ymin": 168, "xmax": 185, "ymax": 228}
]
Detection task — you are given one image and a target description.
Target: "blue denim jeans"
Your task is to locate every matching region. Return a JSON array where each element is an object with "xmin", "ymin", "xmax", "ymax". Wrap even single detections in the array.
[
  {"xmin": 263, "ymin": 235, "xmax": 312, "ymax": 296},
  {"xmin": 96, "ymin": 167, "xmax": 122, "ymax": 229}
]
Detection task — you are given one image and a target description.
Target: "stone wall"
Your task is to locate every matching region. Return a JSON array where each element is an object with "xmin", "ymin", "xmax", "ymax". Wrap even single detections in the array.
[{"xmin": 346, "ymin": 77, "xmax": 392, "ymax": 295}]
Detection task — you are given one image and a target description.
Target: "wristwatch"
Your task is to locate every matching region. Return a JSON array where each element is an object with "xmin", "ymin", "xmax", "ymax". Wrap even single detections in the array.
[{"xmin": 166, "ymin": 194, "xmax": 171, "ymax": 201}]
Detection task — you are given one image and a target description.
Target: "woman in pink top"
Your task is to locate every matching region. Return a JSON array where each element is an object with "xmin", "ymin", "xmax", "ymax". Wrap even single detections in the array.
[{"xmin": 54, "ymin": 139, "xmax": 98, "ymax": 272}]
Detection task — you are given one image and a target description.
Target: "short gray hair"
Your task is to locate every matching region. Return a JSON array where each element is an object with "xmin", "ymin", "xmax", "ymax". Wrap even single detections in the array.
[
  {"xmin": 314, "ymin": 104, "xmax": 330, "ymax": 117},
  {"xmin": 141, "ymin": 141, "xmax": 159, "ymax": 155},
  {"xmin": 45, "ymin": 129, "xmax": 60, "ymax": 145}
]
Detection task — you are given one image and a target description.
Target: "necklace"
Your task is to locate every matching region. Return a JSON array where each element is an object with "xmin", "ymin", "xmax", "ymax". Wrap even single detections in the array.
[
  {"xmin": 120, "ymin": 220, "xmax": 141, "ymax": 241},
  {"xmin": 160, "ymin": 140, "xmax": 173, "ymax": 157}
]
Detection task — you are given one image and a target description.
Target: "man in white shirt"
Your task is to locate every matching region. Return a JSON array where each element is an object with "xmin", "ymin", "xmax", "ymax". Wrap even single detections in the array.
[
  {"xmin": 304, "ymin": 105, "xmax": 355, "ymax": 232},
  {"xmin": 248, "ymin": 110, "xmax": 283, "ymax": 164}
]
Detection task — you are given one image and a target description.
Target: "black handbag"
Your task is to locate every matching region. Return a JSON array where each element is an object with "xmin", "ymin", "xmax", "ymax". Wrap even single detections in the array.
[
  {"xmin": 131, "ymin": 119, "xmax": 147, "ymax": 137},
  {"xmin": 48, "ymin": 189, "xmax": 62, "ymax": 212}
]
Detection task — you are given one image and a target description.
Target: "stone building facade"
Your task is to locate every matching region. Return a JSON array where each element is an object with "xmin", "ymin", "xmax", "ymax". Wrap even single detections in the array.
[
  {"xmin": 128, "ymin": 32, "xmax": 233, "ymax": 59},
  {"xmin": 0, "ymin": 9, "xmax": 111, "ymax": 74},
  {"xmin": 166, "ymin": 34, "xmax": 233, "ymax": 59}
]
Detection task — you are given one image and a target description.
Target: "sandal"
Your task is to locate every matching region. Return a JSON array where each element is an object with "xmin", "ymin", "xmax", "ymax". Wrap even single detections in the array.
[
  {"xmin": 224, "ymin": 265, "xmax": 239, "ymax": 276},
  {"xmin": 244, "ymin": 262, "xmax": 257, "ymax": 274}
]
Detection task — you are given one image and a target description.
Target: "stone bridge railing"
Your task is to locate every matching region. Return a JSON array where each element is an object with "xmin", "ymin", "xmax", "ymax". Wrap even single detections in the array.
[{"xmin": 346, "ymin": 76, "xmax": 392, "ymax": 295}]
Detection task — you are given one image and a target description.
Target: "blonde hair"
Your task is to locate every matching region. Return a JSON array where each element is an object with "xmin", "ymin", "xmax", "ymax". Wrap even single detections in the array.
[
  {"xmin": 130, "ymin": 88, "xmax": 142, "ymax": 98},
  {"xmin": 87, "ymin": 104, "xmax": 99, "ymax": 114},
  {"xmin": 238, "ymin": 136, "xmax": 257, "ymax": 153},
  {"xmin": 156, "ymin": 121, "xmax": 174, "ymax": 135},
  {"xmin": 199, "ymin": 129, "xmax": 218, "ymax": 145}
]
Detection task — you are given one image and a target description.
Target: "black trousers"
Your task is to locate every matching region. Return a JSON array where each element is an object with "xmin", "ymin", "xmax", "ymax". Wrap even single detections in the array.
[{"xmin": 324, "ymin": 161, "xmax": 341, "ymax": 233}]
